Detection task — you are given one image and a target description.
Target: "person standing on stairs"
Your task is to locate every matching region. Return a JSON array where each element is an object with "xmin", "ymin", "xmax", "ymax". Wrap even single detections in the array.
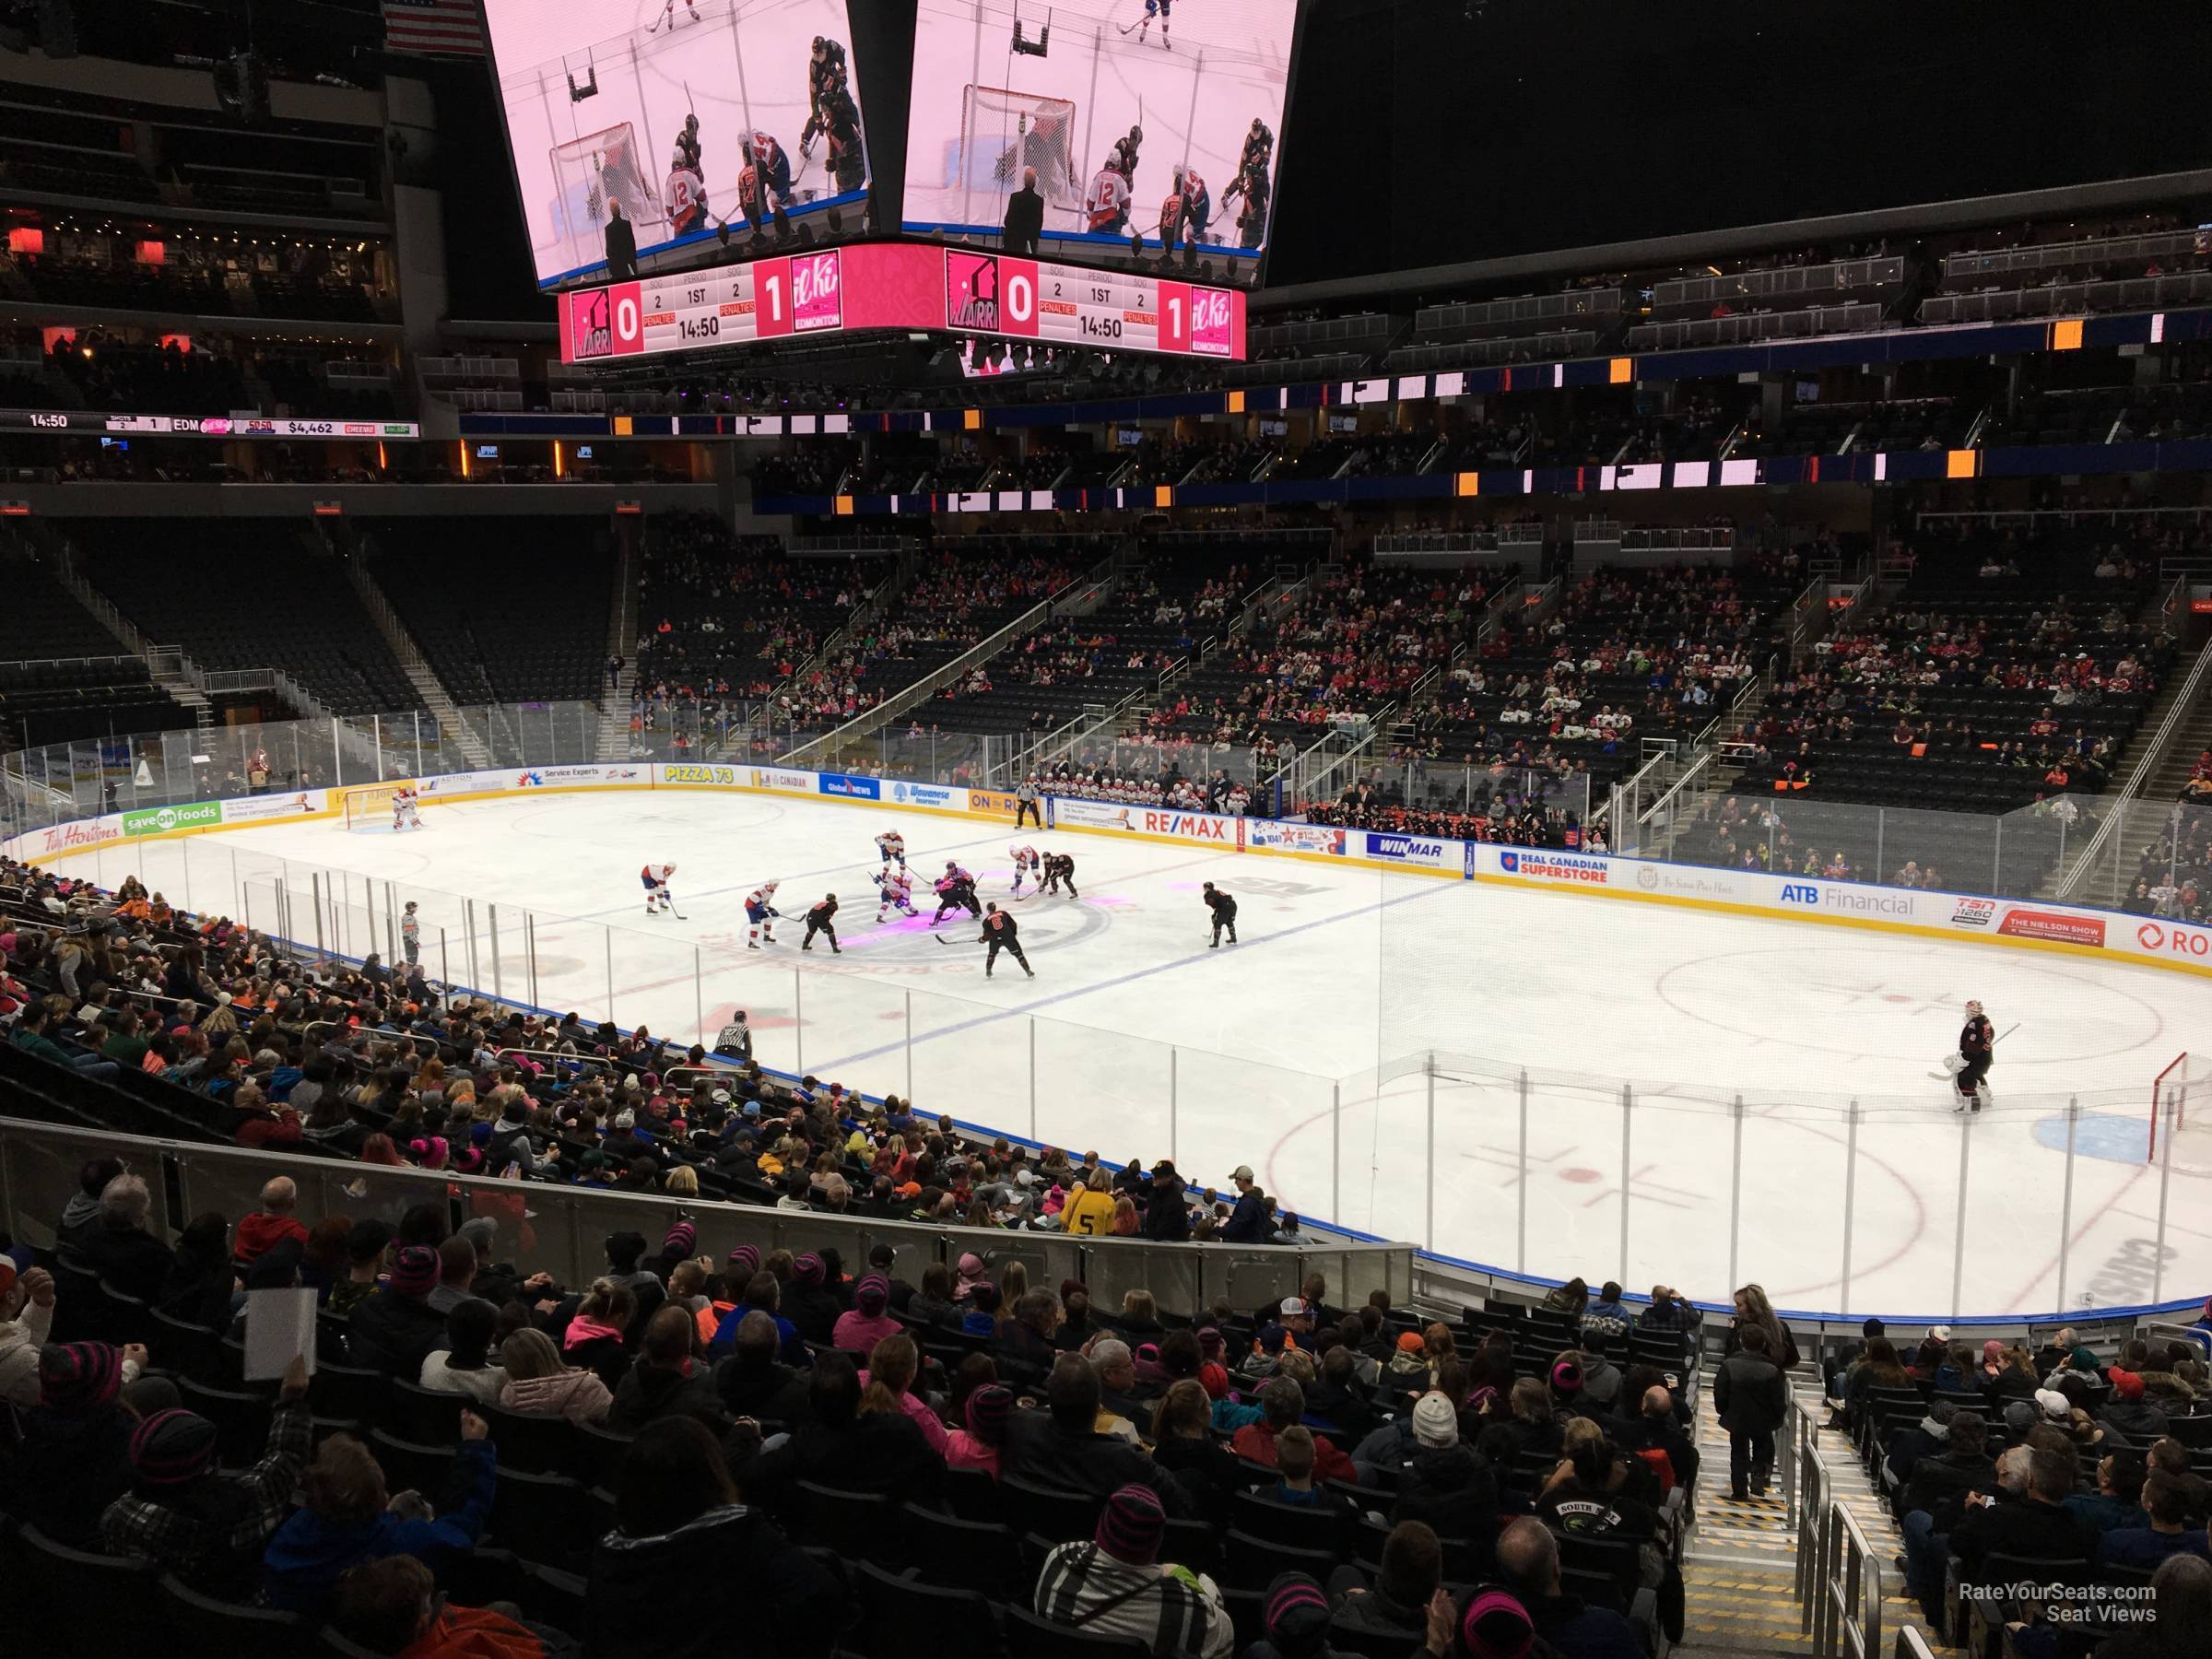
[{"xmin": 1712, "ymin": 1323, "xmax": 1787, "ymax": 1500}]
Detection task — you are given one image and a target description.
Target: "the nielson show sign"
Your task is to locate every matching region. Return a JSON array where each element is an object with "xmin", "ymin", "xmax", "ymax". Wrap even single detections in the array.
[{"xmin": 7, "ymin": 760, "xmax": 2205, "ymax": 980}]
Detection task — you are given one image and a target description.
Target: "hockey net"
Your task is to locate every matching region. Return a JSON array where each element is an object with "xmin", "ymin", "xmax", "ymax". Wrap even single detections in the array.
[
  {"xmin": 960, "ymin": 86, "xmax": 1080, "ymax": 219},
  {"xmin": 340, "ymin": 782, "xmax": 423, "ymax": 834},
  {"xmin": 548, "ymin": 124, "xmax": 665, "ymax": 267},
  {"xmin": 2149, "ymin": 1052, "xmax": 2212, "ymax": 1173}
]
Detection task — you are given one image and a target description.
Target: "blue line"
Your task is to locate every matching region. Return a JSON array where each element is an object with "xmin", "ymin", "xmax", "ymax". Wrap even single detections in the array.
[{"xmin": 813, "ymin": 873, "xmax": 1456, "ymax": 1073}]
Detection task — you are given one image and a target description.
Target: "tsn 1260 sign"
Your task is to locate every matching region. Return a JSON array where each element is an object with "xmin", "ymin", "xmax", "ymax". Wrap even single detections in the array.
[{"xmin": 559, "ymin": 242, "xmax": 1244, "ymax": 365}]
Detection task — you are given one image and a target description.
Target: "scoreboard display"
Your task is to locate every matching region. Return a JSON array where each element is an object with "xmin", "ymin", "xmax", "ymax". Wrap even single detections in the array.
[{"xmin": 558, "ymin": 242, "xmax": 1245, "ymax": 366}]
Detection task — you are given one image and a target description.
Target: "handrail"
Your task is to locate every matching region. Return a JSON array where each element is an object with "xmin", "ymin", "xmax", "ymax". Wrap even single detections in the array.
[
  {"xmin": 1816, "ymin": 1500, "xmax": 1882, "ymax": 1659},
  {"xmin": 2053, "ymin": 632, "xmax": 2212, "ymax": 898},
  {"xmin": 780, "ymin": 596, "xmax": 1054, "ymax": 766}
]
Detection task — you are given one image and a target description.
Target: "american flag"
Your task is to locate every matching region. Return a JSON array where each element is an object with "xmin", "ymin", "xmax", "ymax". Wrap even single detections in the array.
[{"xmin": 382, "ymin": 0, "xmax": 485, "ymax": 56}]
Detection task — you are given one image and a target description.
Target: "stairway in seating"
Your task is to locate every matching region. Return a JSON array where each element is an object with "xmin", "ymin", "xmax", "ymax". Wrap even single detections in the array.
[
  {"xmin": 336, "ymin": 554, "xmax": 491, "ymax": 770},
  {"xmin": 594, "ymin": 531, "xmax": 640, "ymax": 760},
  {"xmin": 2036, "ymin": 632, "xmax": 2212, "ymax": 901},
  {"xmin": 48, "ymin": 547, "xmax": 216, "ymax": 735},
  {"xmin": 1677, "ymin": 1357, "xmax": 1937, "ymax": 1657}
]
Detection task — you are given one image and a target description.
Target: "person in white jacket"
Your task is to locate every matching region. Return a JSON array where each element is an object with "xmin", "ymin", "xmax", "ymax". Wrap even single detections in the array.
[{"xmin": 0, "ymin": 1261, "xmax": 57, "ymax": 1407}]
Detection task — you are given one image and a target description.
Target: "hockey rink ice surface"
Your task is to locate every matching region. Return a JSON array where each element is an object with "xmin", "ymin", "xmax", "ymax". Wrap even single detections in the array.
[{"xmin": 106, "ymin": 791, "xmax": 2212, "ymax": 1321}]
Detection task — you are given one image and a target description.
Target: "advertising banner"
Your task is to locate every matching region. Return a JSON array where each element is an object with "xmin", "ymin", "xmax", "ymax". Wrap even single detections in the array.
[
  {"xmin": 1249, "ymin": 821, "xmax": 1347, "ymax": 856},
  {"xmin": 2130, "ymin": 919, "xmax": 2212, "ymax": 963},
  {"xmin": 655, "ymin": 762, "xmax": 743, "ymax": 788},
  {"xmin": 1995, "ymin": 907, "xmax": 2107, "ymax": 947},
  {"xmin": 747, "ymin": 766, "xmax": 818, "ymax": 794},
  {"xmin": 969, "ymin": 788, "xmax": 1021, "ymax": 818},
  {"xmin": 1361, "ymin": 830, "xmax": 1453, "ymax": 869},
  {"xmin": 1049, "ymin": 798, "xmax": 1245, "ymax": 848},
  {"xmin": 121, "ymin": 801, "xmax": 221, "ymax": 838},
  {"xmin": 885, "ymin": 779, "xmax": 962, "ymax": 811},
  {"xmin": 818, "ymin": 772, "xmax": 882, "ymax": 801},
  {"xmin": 221, "ymin": 792, "xmax": 327, "ymax": 824},
  {"xmin": 1492, "ymin": 846, "xmax": 1613, "ymax": 887},
  {"xmin": 510, "ymin": 764, "xmax": 650, "ymax": 789}
]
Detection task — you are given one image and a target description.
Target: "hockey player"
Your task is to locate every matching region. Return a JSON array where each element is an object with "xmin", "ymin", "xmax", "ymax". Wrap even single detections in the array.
[
  {"xmin": 1202, "ymin": 880, "xmax": 1238, "ymax": 947},
  {"xmin": 1110, "ymin": 125, "xmax": 1143, "ymax": 185},
  {"xmin": 744, "ymin": 879, "xmax": 782, "ymax": 947},
  {"xmin": 1085, "ymin": 163, "xmax": 1131, "ymax": 235},
  {"xmin": 736, "ymin": 132, "xmax": 796, "ymax": 236},
  {"xmin": 1157, "ymin": 183, "xmax": 1185, "ymax": 254},
  {"xmin": 875, "ymin": 829, "xmax": 908, "ymax": 871},
  {"xmin": 820, "ymin": 86, "xmax": 866, "ymax": 194},
  {"xmin": 801, "ymin": 892, "xmax": 841, "ymax": 954},
  {"xmin": 647, "ymin": 0, "xmax": 698, "ymax": 32},
  {"xmin": 979, "ymin": 901, "xmax": 1034, "ymax": 979},
  {"xmin": 1238, "ymin": 118, "xmax": 1275, "ymax": 189},
  {"xmin": 1134, "ymin": 0, "xmax": 1172, "ymax": 50},
  {"xmin": 1008, "ymin": 843, "xmax": 1041, "ymax": 896},
  {"xmin": 932, "ymin": 862, "xmax": 982, "ymax": 924},
  {"xmin": 1226, "ymin": 163, "xmax": 1270, "ymax": 250},
  {"xmin": 393, "ymin": 785, "xmax": 422, "ymax": 831},
  {"xmin": 641, "ymin": 861, "xmax": 678, "ymax": 916},
  {"xmin": 874, "ymin": 864, "xmax": 918, "ymax": 921},
  {"xmin": 1041, "ymin": 850, "xmax": 1078, "ymax": 898},
  {"xmin": 675, "ymin": 112, "xmax": 702, "ymax": 174},
  {"xmin": 1178, "ymin": 166, "xmax": 1210, "ymax": 249},
  {"xmin": 1953, "ymin": 998, "xmax": 1994, "ymax": 1112},
  {"xmin": 799, "ymin": 36, "xmax": 850, "ymax": 158},
  {"xmin": 666, "ymin": 150, "xmax": 707, "ymax": 237}
]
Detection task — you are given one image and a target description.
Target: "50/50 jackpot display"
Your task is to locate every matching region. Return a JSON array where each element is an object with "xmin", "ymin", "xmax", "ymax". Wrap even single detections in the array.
[{"xmin": 558, "ymin": 242, "xmax": 1244, "ymax": 362}]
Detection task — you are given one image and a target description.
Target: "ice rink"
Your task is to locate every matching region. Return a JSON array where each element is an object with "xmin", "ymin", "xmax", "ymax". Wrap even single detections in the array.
[{"xmin": 95, "ymin": 790, "xmax": 2212, "ymax": 1320}]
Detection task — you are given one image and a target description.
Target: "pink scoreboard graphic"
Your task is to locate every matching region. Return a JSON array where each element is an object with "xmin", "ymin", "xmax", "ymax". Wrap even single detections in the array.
[{"xmin": 559, "ymin": 243, "xmax": 1243, "ymax": 363}]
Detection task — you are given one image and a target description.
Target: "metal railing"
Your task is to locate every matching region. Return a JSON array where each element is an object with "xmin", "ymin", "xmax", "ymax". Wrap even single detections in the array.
[
  {"xmin": 1812, "ymin": 1499, "xmax": 1883, "ymax": 1659},
  {"xmin": 0, "ymin": 1117, "xmax": 1417, "ymax": 1327},
  {"xmin": 2053, "ymin": 634, "xmax": 2212, "ymax": 898}
]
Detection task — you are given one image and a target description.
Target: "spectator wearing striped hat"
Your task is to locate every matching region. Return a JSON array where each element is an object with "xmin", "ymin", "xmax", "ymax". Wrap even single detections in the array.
[
  {"xmin": 1035, "ymin": 1481, "xmax": 1233, "ymax": 1658},
  {"xmin": 0, "ymin": 1338, "xmax": 141, "ymax": 1546},
  {"xmin": 100, "ymin": 1353, "xmax": 313, "ymax": 1599},
  {"xmin": 346, "ymin": 1242, "xmax": 448, "ymax": 1378}
]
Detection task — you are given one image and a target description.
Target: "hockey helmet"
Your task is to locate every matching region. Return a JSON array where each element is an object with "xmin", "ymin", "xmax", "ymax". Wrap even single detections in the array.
[{"xmin": 1964, "ymin": 998, "xmax": 1984, "ymax": 1015}]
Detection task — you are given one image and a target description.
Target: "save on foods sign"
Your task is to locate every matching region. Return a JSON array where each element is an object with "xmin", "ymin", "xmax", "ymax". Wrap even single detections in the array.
[{"xmin": 121, "ymin": 801, "xmax": 222, "ymax": 837}]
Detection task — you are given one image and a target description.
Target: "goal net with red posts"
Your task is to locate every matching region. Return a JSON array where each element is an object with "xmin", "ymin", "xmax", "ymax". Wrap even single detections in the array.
[
  {"xmin": 340, "ymin": 782, "xmax": 425, "ymax": 833},
  {"xmin": 2148, "ymin": 1052, "xmax": 2210, "ymax": 1173},
  {"xmin": 548, "ymin": 123, "xmax": 665, "ymax": 272},
  {"xmin": 959, "ymin": 86, "xmax": 1080, "ymax": 221}
]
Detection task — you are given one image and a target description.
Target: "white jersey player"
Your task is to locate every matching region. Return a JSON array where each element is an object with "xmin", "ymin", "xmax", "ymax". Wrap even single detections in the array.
[
  {"xmin": 1008, "ymin": 844, "xmax": 1041, "ymax": 896},
  {"xmin": 1086, "ymin": 166, "xmax": 1131, "ymax": 234},
  {"xmin": 875, "ymin": 830, "xmax": 907, "ymax": 871},
  {"xmin": 874, "ymin": 865, "xmax": 917, "ymax": 921},
  {"xmin": 641, "ymin": 862, "xmax": 678, "ymax": 915},
  {"xmin": 393, "ymin": 786, "xmax": 421, "ymax": 832},
  {"xmin": 744, "ymin": 880, "xmax": 782, "ymax": 947}
]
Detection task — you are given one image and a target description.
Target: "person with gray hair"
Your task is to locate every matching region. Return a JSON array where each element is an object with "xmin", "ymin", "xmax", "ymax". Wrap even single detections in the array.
[
  {"xmin": 77, "ymin": 1171, "xmax": 174, "ymax": 1302},
  {"xmin": 1088, "ymin": 1338, "xmax": 1148, "ymax": 1442},
  {"xmin": 236, "ymin": 1175, "xmax": 309, "ymax": 1265},
  {"xmin": 1495, "ymin": 1515, "xmax": 1644, "ymax": 1659}
]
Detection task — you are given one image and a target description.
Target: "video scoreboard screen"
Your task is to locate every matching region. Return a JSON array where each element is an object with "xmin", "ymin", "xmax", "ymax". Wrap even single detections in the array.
[{"xmin": 557, "ymin": 241, "xmax": 1245, "ymax": 363}]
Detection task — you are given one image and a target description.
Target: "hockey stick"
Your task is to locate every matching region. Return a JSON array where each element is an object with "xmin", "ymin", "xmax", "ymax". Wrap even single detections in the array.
[
  {"xmin": 1927, "ymin": 1021, "xmax": 2020, "ymax": 1081},
  {"xmin": 933, "ymin": 931, "xmax": 962, "ymax": 945}
]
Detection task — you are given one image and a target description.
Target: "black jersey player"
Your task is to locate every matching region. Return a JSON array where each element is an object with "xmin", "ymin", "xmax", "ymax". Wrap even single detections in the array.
[
  {"xmin": 979, "ymin": 901, "xmax": 1034, "ymax": 979},
  {"xmin": 801, "ymin": 893, "xmax": 841, "ymax": 954},
  {"xmin": 1041, "ymin": 851, "xmax": 1078, "ymax": 897},
  {"xmin": 1202, "ymin": 880, "xmax": 1238, "ymax": 947},
  {"xmin": 1952, "ymin": 998, "xmax": 1994, "ymax": 1112},
  {"xmin": 799, "ymin": 36, "xmax": 849, "ymax": 157},
  {"xmin": 932, "ymin": 862, "xmax": 982, "ymax": 924}
]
